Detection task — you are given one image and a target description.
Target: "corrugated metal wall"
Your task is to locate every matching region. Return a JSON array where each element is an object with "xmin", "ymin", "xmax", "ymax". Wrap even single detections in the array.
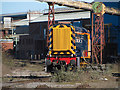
[{"xmin": 19, "ymin": 22, "xmax": 48, "ymax": 59}]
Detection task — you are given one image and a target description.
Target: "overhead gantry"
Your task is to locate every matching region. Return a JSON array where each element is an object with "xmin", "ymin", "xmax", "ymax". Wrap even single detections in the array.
[
  {"xmin": 36, "ymin": 0, "xmax": 120, "ymax": 64},
  {"xmin": 37, "ymin": 0, "xmax": 120, "ymax": 16}
]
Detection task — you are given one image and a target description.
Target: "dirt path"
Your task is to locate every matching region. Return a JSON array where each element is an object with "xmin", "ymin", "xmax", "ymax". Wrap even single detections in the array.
[
  {"xmin": 2, "ymin": 53, "xmax": 120, "ymax": 88},
  {"xmin": 2, "ymin": 77, "xmax": 119, "ymax": 88},
  {"xmin": 89, "ymin": 78, "xmax": 119, "ymax": 88}
]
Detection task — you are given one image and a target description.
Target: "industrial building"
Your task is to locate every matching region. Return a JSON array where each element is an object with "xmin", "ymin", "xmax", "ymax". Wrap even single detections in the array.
[
  {"xmin": 18, "ymin": 1, "xmax": 120, "ymax": 60},
  {"xmin": 1, "ymin": 1, "xmax": 120, "ymax": 62},
  {"xmin": 0, "ymin": 11, "xmax": 41, "ymax": 55},
  {"xmin": 0, "ymin": 12, "xmax": 28, "ymax": 52},
  {"xmin": 18, "ymin": 9, "xmax": 91, "ymax": 59}
]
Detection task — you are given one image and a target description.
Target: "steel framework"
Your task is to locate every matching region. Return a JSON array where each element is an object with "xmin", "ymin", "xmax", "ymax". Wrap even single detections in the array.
[
  {"xmin": 92, "ymin": 13, "xmax": 105, "ymax": 64},
  {"xmin": 38, "ymin": 0, "xmax": 120, "ymax": 16},
  {"xmin": 47, "ymin": 3, "xmax": 55, "ymax": 46}
]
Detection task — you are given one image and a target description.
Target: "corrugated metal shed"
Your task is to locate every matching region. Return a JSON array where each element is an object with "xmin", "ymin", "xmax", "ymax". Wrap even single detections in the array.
[
  {"xmin": 12, "ymin": 11, "xmax": 90, "ymax": 26},
  {"xmin": 31, "ymin": 11, "xmax": 90, "ymax": 23},
  {"xmin": 12, "ymin": 19, "xmax": 29, "ymax": 26}
]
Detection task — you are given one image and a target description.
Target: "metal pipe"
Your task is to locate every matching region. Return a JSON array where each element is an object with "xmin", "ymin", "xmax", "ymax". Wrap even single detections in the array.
[
  {"xmin": 92, "ymin": 12, "xmax": 94, "ymax": 64},
  {"xmin": 37, "ymin": 0, "xmax": 120, "ymax": 16}
]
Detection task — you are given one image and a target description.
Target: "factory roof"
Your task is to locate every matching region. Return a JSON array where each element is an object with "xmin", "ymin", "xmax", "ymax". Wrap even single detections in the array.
[
  {"xmin": 12, "ymin": 19, "xmax": 29, "ymax": 26},
  {"xmin": 13, "ymin": 11, "xmax": 90, "ymax": 26},
  {"xmin": 32, "ymin": 11, "xmax": 90, "ymax": 23},
  {"xmin": 0, "ymin": 12, "xmax": 27, "ymax": 17}
]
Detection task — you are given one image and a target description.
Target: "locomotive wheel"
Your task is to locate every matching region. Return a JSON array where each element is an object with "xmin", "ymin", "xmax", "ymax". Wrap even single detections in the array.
[
  {"xmin": 46, "ymin": 64, "xmax": 53, "ymax": 72},
  {"xmin": 56, "ymin": 65, "xmax": 61, "ymax": 70}
]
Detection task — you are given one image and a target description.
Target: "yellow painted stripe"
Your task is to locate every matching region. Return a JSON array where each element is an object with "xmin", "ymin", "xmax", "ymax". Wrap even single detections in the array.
[
  {"xmin": 49, "ymin": 44, "xmax": 52, "ymax": 48},
  {"xmin": 74, "ymin": 46, "xmax": 76, "ymax": 49},
  {"xmin": 81, "ymin": 56, "xmax": 91, "ymax": 59},
  {"xmin": 67, "ymin": 52, "xmax": 70, "ymax": 54},
  {"xmin": 55, "ymin": 25, "xmax": 60, "ymax": 28},
  {"xmin": 49, "ymin": 51, "xmax": 52, "ymax": 55},
  {"xmin": 70, "ymin": 25, "xmax": 75, "ymax": 30},
  {"xmin": 70, "ymin": 31, "xmax": 73, "ymax": 49},
  {"xmin": 49, "ymin": 26, "xmax": 53, "ymax": 29},
  {"xmin": 54, "ymin": 52, "xmax": 58, "ymax": 54},
  {"xmin": 70, "ymin": 49, "xmax": 75, "ymax": 54},
  {"xmin": 60, "ymin": 52, "xmax": 64, "ymax": 54},
  {"xmin": 50, "ymin": 38, "xmax": 52, "ymax": 42},
  {"xmin": 71, "ymin": 34, "xmax": 76, "ymax": 50},
  {"xmin": 49, "ymin": 32, "xmax": 52, "ymax": 36},
  {"xmin": 63, "ymin": 25, "xmax": 68, "ymax": 28}
]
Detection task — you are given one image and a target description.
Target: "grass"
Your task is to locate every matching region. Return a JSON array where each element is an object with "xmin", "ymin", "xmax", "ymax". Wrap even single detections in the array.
[
  {"xmin": 2, "ymin": 52, "xmax": 26, "ymax": 68},
  {"xmin": 50, "ymin": 63, "xmax": 119, "ymax": 83},
  {"xmin": 2, "ymin": 52, "xmax": 44, "ymax": 71},
  {"xmin": 51, "ymin": 69, "xmax": 88, "ymax": 83}
]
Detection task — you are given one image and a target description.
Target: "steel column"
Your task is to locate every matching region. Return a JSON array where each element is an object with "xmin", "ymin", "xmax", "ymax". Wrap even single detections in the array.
[
  {"xmin": 92, "ymin": 13, "xmax": 105, "ymax": 64},
  {"xmin": 47, "ymin": 3, "xmax": 55, "ymax": 46}
]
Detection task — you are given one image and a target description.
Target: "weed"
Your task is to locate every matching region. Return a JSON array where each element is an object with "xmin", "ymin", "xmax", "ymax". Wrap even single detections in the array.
[
  {"xmin": 50, "ymin": 63, "xmax": 118, "ymax": 83},
  {"xmin": 51, "ymin": 69, "xmax": 89, "ymax": 83}
]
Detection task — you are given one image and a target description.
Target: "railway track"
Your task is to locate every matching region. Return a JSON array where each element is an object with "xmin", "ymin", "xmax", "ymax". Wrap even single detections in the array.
[
  {"xmin": 4, "ymin": 75, "xmax": 51, "ymax": 79},
  {"xmin": 2, "ymin": 75, "xmax": 51, "ymax": 88}
]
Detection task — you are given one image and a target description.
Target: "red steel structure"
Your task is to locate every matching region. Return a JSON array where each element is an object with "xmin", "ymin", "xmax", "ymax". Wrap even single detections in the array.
[
  {"xmin": 47, "ymin": 3, "xmax": 55, "ymax": 46},
  {"xmin": 28, "ymin": 10, "xmax": 42, "ymax": 22},
  {"xmin": 92, "ymin": 13, "xmax": 105, "ymax": 64}
]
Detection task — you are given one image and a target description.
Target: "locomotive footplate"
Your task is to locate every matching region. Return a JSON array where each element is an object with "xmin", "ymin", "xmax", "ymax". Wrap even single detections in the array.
[{"xmin": 46, "ymin": 57, "xmax": 76, "ymax": 66}]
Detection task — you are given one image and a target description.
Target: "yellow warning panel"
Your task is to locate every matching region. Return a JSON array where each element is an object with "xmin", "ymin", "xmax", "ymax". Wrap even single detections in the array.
[{"xmin": 53, "ymin": 27, "xmax": 71, "ymax": 51}]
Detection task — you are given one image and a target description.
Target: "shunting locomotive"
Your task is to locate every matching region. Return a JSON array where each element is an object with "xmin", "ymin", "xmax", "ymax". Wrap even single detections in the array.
[
  {"xmin": 45, "ymin": 24, "xmax": 76, "ymax": 72},
  {"xmin": 45, "ymin": 24, "xmax": 91, "ymax": 72}
]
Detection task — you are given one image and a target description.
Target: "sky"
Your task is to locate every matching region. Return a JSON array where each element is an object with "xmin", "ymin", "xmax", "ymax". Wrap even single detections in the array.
[
  {"xmin": 1, "ymin": 0, "xmax": 120, "ymax": 14},
  {"xmin": 0, "ymin": 0, "xmax": 94, "ymax": 14}
]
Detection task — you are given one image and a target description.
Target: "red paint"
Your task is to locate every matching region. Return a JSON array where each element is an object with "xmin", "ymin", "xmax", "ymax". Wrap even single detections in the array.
[
  {"xmin": 47, "ymin": 57, "xmax": 76, "ymax": 65},
  {"xmin": 47, "ymin": 3, "xmax": 55, "ymax": 46},
  {"xmin": 1, "ymin": 42, "xmax": 13, "ymax": 51},
  {"xmin": 84, "ymin": 50, "xmax": 88, "ymax": 57},
  {"xmin": 92, "ymin": 13, "xmax": 105, "ymax": 64}
]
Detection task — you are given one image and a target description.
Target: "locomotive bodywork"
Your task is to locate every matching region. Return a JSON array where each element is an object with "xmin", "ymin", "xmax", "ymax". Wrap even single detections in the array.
[
  {"xmin": 46, "ymin": 24, "xmax": 77, "ymax": 71},
  {"xmin": 75, "ymin": 26, "xmax": 91, "ymax": 65},
  {"xmin": 45, "ymin": 24, "xmax": 91, "ymax": 71}
]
